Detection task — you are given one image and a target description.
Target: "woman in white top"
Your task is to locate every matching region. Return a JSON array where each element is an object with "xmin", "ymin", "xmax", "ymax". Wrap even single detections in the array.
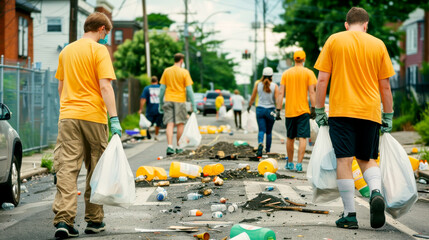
[
  {"xmin": 248, "ymin": 67, "xmax": 279, "ymax": 158},
  {"xmin": 231, "ymin": 89, "xmax": 245, "ymax": 129}
]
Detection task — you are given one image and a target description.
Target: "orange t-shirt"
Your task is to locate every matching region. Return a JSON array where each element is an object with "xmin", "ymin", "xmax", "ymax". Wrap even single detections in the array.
[
  {"xmin": 281, "ymin": 66, "xmax": 317, "ymax": 118},
  {"xmin": 55, "ymin": 38, "xmax": 116, "ymax": 124},
  {"xmin": 160, "ymin": 65, "xmax": 193, "ymax": 103},
  {"xmin": 314, "ymin": 31, "xmax": 395, "ymax": 124}
]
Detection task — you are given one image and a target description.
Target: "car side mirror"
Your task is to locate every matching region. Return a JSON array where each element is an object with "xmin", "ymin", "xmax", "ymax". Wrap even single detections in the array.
[{"xmin": 0, "ymin": 103, "xmax": 11, "ymax": 120}]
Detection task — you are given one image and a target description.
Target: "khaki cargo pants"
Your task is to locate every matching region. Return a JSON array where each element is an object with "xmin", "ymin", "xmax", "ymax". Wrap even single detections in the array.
[{"xmin": 52, "ymin": 119, "xmax": 108, "ymax": 227}]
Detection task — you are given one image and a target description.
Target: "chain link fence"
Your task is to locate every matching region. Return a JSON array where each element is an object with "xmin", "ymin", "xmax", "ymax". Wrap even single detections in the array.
[{"xmin": 0, "ymin": 55, "xmax": 59, "ymax": 153}]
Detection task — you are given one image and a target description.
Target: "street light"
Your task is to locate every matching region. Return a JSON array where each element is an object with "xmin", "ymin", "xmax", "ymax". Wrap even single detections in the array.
[{"xmin": 198, "ymin": 11, "xmax": 231, "ymax": 89}]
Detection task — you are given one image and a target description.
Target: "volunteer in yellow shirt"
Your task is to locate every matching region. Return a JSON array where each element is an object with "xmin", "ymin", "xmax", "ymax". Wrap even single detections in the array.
[
  {"xmin": 159, "ymin": 53, "xmax": 196, "ymax": 155},
  {"xmin": 215, "ymin": 93, "xmax": 225, "ymax": 120},
  {"xmin": 53, "ymin": 12, "xmax": 120, "ymax": 238},
  {"xmin": 276, "ymin": 50, "xmax": 316, "ymax": 172},
  {"xmin": 314, "ymin": 7, "xmax": 394, "ymax": 230}
]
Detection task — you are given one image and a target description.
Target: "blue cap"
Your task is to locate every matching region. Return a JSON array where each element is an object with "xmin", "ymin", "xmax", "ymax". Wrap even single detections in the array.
[{"xmin": 156, "ymin": 192, "xmax": 165, "ymax": 201}]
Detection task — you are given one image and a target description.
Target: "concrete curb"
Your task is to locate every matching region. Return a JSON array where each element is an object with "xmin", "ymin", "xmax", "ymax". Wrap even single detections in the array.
[{"xmin": 21, "ymin": 167, "xmax": 49, "ymax": 181}]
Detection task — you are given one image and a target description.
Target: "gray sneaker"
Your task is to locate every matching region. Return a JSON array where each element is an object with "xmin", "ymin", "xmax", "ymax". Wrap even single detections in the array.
[{"xmin": 85, "ymin": 221, "xmax": 106, "ymax": 234}]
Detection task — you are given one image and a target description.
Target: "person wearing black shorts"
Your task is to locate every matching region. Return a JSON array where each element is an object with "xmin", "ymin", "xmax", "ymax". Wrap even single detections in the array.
[
  {"xmin": 314, "ymin": 7, "xmax": 395, "ymax": 230},
  {"xmin": 139, "ymin": 76, "xmax": 163, "ymax": 141}
]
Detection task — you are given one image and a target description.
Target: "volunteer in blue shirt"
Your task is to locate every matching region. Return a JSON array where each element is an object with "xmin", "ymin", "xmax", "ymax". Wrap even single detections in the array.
[{"xmin": 139, "ymin": 76, "xmax": 162, "ymax": 141}]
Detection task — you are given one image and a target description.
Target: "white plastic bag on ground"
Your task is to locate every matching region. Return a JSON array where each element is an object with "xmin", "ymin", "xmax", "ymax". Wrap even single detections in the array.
[
  {"xmin": 178, "ymin": 113, "xmax": 202, "ymax": 148},
  {"xmin": 380, "ymin": 133, "xmax": 418, "ymax": 219},
  {"xmin": 139, "ymin": 114, "xmax": 152, "ymax": 129},
  {"xmin": 307, "ymin": 126, "xmax": 339, "ymax": 203},
  {"xmin": 309, "ymin": 119, "xmax": 319, "ymax": 143},
  {"xmin": 219, "ymin": 106, "xmax": 227, "ymax": 119},
  {"xmin": 90, "ymin": 134, "xmax": 135, "ymax": 208},
  {"xmin": 226, "ymin": 109, "xmax": 234, "ymax": 120}
]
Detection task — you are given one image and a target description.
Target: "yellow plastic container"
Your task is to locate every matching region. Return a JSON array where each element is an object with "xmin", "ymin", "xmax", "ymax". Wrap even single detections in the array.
[
  {"xmin": 352, "ymin": 159, "xmax": 370, "ymax": 198},
  {"xmin": 136, "ymin": 166, "xmax": 155, "ymax": 181},
  {"xmin": 257, "ymin": 158, "xmax": 279, "ymax": 175},
  {"xmin": 203, "ymin": 163, "xmax": 225, "ymax": 176},
  {"xmin": 153, "ymin": 167, "xmax": 168, "ymax": 180},
  {"xmin": 408, "ymin": 156, "xmax": 419, "ymax": 171},
  {"xmin": 140, "ymin": 129, "xmax": 147, "ymax": 136},
  {"xmin": 169, "ymin": 162, "xmax": 202, "ymax": 178},
  {"xmin": 207, "ymin": 126, "xmax": 218, "ymax": 134},
  {"xmin": 199, "ymin": 126, "xmax": 208, "ymax": 134}
]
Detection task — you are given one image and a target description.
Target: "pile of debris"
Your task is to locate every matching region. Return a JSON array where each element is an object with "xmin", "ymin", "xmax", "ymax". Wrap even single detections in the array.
[{"xmin": 218, "ymin": 169, "xmax": 294, "ymax": 180}]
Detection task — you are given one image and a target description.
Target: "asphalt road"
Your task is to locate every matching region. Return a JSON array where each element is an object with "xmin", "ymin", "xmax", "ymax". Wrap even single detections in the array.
[{"xmin": 0, "ymin": 113, "xmax": 428, "ymax": 240}]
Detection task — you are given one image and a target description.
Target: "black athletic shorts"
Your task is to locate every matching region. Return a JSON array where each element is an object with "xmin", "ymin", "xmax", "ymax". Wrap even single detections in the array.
[
  {"xmin": 146, "ymin": 113, "xmax": 163, "ymax": 127},
  {"xmin": 329, "ymin": 117, "xmax": 380, "ymax": 161},
  {"xmin": 285, "ymin": 113, "xmax": 310, "ymax": 139}
]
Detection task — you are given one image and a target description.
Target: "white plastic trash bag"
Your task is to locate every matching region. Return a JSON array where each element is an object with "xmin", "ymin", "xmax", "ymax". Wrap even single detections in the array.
[
  {"xmin": 309, "ymin": 119, "xmax": 319, "ymax": 143},
  {"xmin": 90, "ymin": 134, "xmax": 135, "ymax": 208},
  {"xmin": 380, "ymin": 133, "xmax": 418, "ymax": 219},
  {"xmin": 242, "ymin": 110, "xmax": 258, "ymax": 133},
  {"xmin": 139, "ymin": 114, "xmax": 152, "ymax": 129},
  {"xmin": 178, "ymin": 113, "xmax": 202, "ymax": 148},
  {"xmin": 219, "ymin": 106, "xmax": 227, "ymax": 118},
  {"xmin": 226, "ymin": 109, "xmax": 234, "ymax": 120},
  {"xmin": 307, "ymin": 126, "xmax": 339, "ymax": 203}
]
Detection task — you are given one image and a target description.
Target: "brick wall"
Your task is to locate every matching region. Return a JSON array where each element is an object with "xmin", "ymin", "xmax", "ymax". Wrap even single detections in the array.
[
  {"xmin": 0, "ymin": 0, "xmax": 18, "ymax": 62},
  {"xmin": 111, "ymin": 27, "xmax": 135, "ymax": 57}
]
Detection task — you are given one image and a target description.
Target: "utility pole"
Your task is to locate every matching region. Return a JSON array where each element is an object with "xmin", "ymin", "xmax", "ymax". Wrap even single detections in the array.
[
  {"xmin": 184, "ymin": 0, "xmax": 190, "ymax": 71},
  {"xmin": 262, "ymin": 0, "xmax": 267, "ymax": 68},
  {"xmin": 69, "ymin": 0, "xmax": 78, "ymax": 43},
  {"xmin": 142, "ymin": 0, "xmax": 151, "ymax": 77},
  {"xmin": 253, "ymin": 0, "xmax": 258, "ymax": 89}
]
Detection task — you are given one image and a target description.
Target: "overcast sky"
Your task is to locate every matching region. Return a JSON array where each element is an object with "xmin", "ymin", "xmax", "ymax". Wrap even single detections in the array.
[{"xmin": 92, "ymin": 0, "xmax": 296, "ymax": 85}]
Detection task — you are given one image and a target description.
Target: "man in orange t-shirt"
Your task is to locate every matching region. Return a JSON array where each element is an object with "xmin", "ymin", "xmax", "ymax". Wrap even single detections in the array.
[
  {"xmin": 276, "ymin": 50, "xmax": 317, "ymax": 172},
  {"xmin": 158, "ymin": 53, "xmax": 196, "ymax": 155},
  {"xmin": 53, "ymin": 12, "xmax": 121, "ymax": 238},
  {"xmin": 314, "ymin": 7, "xmax": 394, "ymax": 230}
]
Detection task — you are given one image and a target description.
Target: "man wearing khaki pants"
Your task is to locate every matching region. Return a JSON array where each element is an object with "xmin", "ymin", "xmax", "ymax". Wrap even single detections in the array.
[{"xmin": 53, "ymin": 12, "xmax": 122, "ymax": 239}]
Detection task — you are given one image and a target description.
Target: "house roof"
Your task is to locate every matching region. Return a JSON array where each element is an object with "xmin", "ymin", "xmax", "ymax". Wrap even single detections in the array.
[
  {"xmin": 16, "ymin": 0, "xmax": 41, "ymax": 13},
  {"xmin": 402, "ymin": 8, "xmax": 424, "ymax": 27}
]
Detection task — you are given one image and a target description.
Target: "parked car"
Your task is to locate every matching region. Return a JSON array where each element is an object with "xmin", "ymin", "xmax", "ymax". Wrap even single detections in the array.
[
  {"xmin": 0, "ymin": 103, "xmax": 22, "ymax": 207},
  {"xmin": 202, "ymin": 90, "xmax": 232, "ymax": 116},
  {"xmin": 195, "ymin": 93, "xmax": 205, "ymax": 112}
]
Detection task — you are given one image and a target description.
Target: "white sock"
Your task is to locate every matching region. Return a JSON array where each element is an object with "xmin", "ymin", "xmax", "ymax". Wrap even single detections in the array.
[
  {"xmin": 363, "ymin": 167, "xmax": 381, "ymax": 193},
  {"xmin": 168, "ymin": 145, "xmax": 173, "ymax": 149},
  {"xmin": 337, "ymin": 179, "xmax": 356, "ymax": 216}
]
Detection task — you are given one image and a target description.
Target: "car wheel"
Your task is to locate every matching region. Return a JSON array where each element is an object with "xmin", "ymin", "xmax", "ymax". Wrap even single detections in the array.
[
  {"xmin": 203, "ymin": 110, "xmax": 207, "ymax": 116},
  {"xmin": 0, "ymin": 154, "xmax": 20, "ymax": 206}
]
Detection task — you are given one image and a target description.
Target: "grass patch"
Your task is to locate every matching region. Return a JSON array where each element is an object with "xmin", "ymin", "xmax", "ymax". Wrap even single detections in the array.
[
  {"xmin": 392, "ymin": 114, "xmax": 414, "ymax": 132},
  {"xmin": 41, "ymin": 153, "xmax": 54, "ymax": 172},
  {"xmin": 415, "ymin": 107, "xmax": 429, "ymax": 145},
  {"xmin": 120, "ymin": 112, "xmax": 140, "ymax": 131},
  {"xmin": 420, "ymin": 148, "xmax": 429, "ymax": 161}
]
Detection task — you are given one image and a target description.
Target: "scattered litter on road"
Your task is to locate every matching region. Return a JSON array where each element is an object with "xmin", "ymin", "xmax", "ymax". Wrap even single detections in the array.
[
  {"xmin": 1, "ymin": 202, "xmax": 14, "ymax": 210},
  {"xmin": 239, "ymin": 217, "xmax": 262, "ymax": 223},
  {"xmin": 179, "ymin": 221, "xmax": 234, "ymax": 228},
  {"xmin": 135, "ymin": 227, "xmax": 198, "ymax": 233},
  {"xmin": 193, "ymin": 232, "xmax": 210, "ymax": 240},
  {"xmin": 212, "ymin": 211, "xmax": 223, "ymax": 218}
]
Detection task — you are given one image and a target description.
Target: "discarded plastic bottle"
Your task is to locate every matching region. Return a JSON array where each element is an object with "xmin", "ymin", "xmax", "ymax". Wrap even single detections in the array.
[
  {"xmin": 1, "ymin": 203, "xmax": 14, "ymax": 210},
  {"xmin": 156, "ymin": 191, "xmax": 167, "ymax": 201},
  {"xmin": 170, "ymin": 162, "xmax": 202, "ymax": 178},
  {"xmin": 189, "ymin": 209, "xmax": 203, "ymax": 216},
  {"xmin": 211, "ymin": 204, "xmax": 227, "ymax": 212},
  {"xmin": 135, "ymin": 166, "xmax": 155, "ymax": 181},
  {"xmin": 212, "ymin": 211, "xmax": 223, "ymax": 218},
  {"xmin": 234, "ymin": 141, "xmax": 249, "ymax": 146},
  {"xmin": 228, "ymin": 203, "xmax": 238, "ymax": 213},
  {"xmin": 230, "ymin": 224, "xmax": 276, "ymax": 240},
  {"xmin": 265, "ymin": 186, "xmax": 274, "ymax": 191},
  {"xmin": 263, "ymin": 172, "xmax": 277, "ymax": 182},
  {"xmin": 202, "ymin": 188, "xmax": 213, "ymax": 196},
  {"xmin": 203, "ymin": 163, "xmax": 225, "ymax": 176},
  {"xmin": 194, "ymin": 232, "xmax": 210, "ymax": 240},
  {"xmin": 178, "ymin": 176, "xmax": 188, "ymax": 182},
  {"xmin": 258, "ymin": 158, "xmax": 279, "ymax": 175},
  {"xmin": 237, "ymin": 163, "xmax": 250, "ymax": 170},
  {"xmin": 352, "ymin": 160, "xmax": 370, "ymax": 198},
  {"xmin": 154, "ymin": 181, "xmax": 170, "ymax": 187},
  {"xmin": 187, "ymin": 193, "xmax": 203, "ymax": 200},
  {"xmin": 201, "ymin": 177, "xmax": 211, "ymax": 183},
  {"xmin": 230, "ymin": 232, "xmax": 251, "ymax": 240}
]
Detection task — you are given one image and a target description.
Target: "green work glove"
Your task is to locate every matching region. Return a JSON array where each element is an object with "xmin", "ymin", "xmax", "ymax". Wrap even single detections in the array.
[
  {"xmin": 110, "ymin": 116, "xmax": 122, "ymax": 137},
  {"xmin": 275, "ymin": 109, "xmax": 282, "ymax": 121},
  {"xmin": 158, "ymin": 104, "xmax": 164, "ymax": 114},
  {"xmin": 381, "ymin": 112, "xmax": 394, "ymax": 133},
  {"xmin": 310, "ymin": 107, "xmax": 316, "ymax": 120},
  {"xmin": 315, "ymin": 107, "xmax": 328, "ymax": 127}
]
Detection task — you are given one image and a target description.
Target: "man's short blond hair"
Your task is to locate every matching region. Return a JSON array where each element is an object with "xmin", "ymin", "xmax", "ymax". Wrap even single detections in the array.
[{"xmin": 84, "ymin": 12, "xmax": 112, "ymax": 33}]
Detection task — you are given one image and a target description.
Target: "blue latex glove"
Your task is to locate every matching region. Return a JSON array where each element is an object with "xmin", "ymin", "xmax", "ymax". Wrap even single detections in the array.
[
  {"xmin": 158, "ymin": 84, "xmax": 166, "ymax": 114},
  {"xmin": 315, "ymin": 107, "xmax": 328, "ymax": 127},
  {"xmin": 110, "ymin": 116, "xmax": 122, "ymax": 137},
  {"xmin": 381, "ymin": 112, "xmax": 394, "ymax": 133}
]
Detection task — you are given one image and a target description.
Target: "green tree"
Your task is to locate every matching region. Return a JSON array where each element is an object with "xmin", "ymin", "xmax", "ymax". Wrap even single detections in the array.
[
  {"xmin": 113, "ymin": 31, "xmax": 182, "ymax": 82},
  {"xmin": 274, "ymin": 0, "xmax": 420, "ymax": 70},
  {"xmin": 136, "ymin": 13, "xmax": 175, "ymax": 29}
]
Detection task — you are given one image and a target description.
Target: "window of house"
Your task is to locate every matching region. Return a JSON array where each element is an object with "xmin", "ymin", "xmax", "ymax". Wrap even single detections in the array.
[
  {"xmin": 406, "ymin": 23, "xmax": 417, "ymax": 55},
  {"xmin": 421, "ymin": 23, "xmax": 425, "ymax": 41},
  {"xmin": 115, "ymin": 30, "xmax": 123, "ymax": 44},
  {"xmin": 18, "ymin": 17, "xmax": 28, "ymax": 57},
  {"xmin": 47, "ymin": 18, "xmax": 62, "ymax": 32},
  {"xmin": 407, "ymin": 65, "xmax": 418, "ymax": 85}
]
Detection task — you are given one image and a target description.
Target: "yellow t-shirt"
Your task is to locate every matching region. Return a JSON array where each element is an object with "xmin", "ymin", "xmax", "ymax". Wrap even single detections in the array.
[
  {"xmin": 55, "ymin": 38, "xmax": 116, "ymax": 124},
  {"xmin": 160, "ymin": 65, "xmax": 193, "ymax": 103},
  {"xmin": 215, "ymin": 96, "xmax": 224, "ymax": 108},
  {"xmin": 314, "ymin": 31, "xmax": 395, "ymax": 124},
  {"xmin": 281, "ymin": 66, "xmax": 317, "ymax": 118}
]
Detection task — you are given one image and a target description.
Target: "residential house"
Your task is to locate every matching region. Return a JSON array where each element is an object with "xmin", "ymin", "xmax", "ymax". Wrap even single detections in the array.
[
  {"xmin": 0, "ymin": 0, "xmax": 40, "ymax": 66},
  {"xmin": 400, "ymin": 8, "xmax": 429, "ymax": 104},
  {"xmin": 111, "ymin": 20, "xmax": 142, "ymax": 57}
]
